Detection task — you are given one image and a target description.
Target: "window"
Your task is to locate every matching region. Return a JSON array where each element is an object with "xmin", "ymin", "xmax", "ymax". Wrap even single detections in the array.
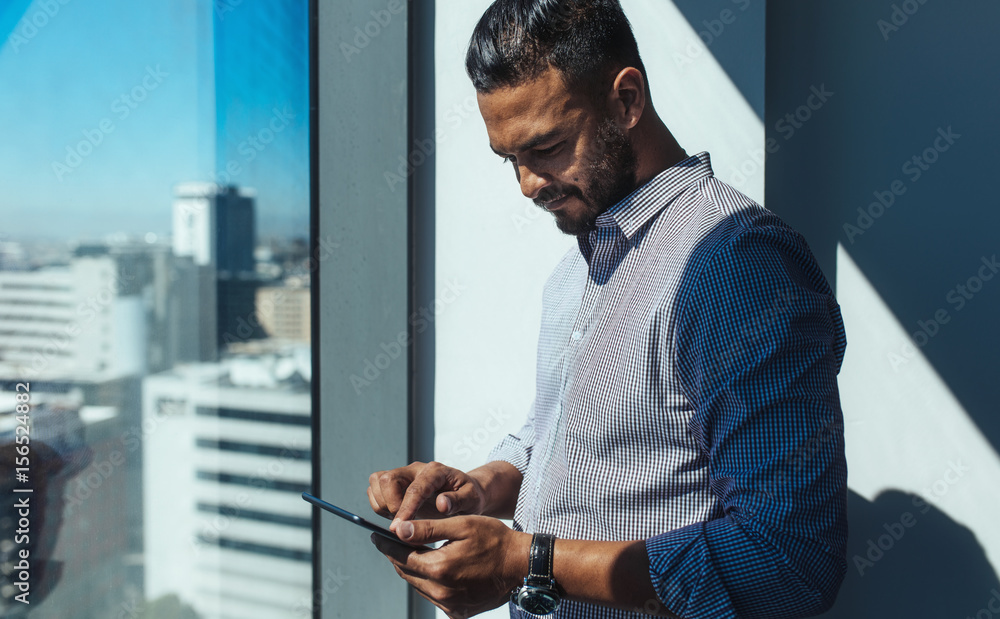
[{"xmin": 0, "ymin": 1, "xmax": 311, "ymax": 617}]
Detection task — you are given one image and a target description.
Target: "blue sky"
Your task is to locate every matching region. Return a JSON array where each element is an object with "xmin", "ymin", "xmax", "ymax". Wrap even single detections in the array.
[{"xmin": 0, "ymin": 0, "xmax": 309, "ymax": 242}]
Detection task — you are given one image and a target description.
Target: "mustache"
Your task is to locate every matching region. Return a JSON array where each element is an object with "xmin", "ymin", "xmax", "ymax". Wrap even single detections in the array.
[{"xmin": 534, "ymin": 186, "xmax": 580, "ymax": 210}]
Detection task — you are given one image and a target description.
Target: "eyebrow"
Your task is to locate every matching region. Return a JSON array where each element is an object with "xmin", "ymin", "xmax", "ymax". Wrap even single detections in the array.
[{"xmin": 490, "ymin": 128, "xmax": 564, "ymax": 157}]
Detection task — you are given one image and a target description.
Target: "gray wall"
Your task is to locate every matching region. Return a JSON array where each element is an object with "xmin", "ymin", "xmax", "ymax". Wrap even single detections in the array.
[{"xmin": 766, "ymin": 1, "xmax": 1000, "ymax": 616}]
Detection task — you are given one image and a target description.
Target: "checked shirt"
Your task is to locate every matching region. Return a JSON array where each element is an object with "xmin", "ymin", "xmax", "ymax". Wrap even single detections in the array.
[{"xmin": 490, "ymin": 152, "xmax": 849, "ymax": 619}]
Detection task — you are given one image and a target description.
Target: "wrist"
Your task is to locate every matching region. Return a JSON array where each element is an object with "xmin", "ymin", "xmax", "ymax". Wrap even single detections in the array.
[
  {"xmin": 511, "ymin": 532, "xmax": 563, "ymax": 615},
  {"xmin": 502, "ymin": 530, "xmax": 533, "ymax": 592},
  {"xmin": 468, "ymin": 461, "xmax": 522, "ymax": 518},
  {"xmin": 464, "ymin": 468, "xmax": 491, "ymax": 515}
]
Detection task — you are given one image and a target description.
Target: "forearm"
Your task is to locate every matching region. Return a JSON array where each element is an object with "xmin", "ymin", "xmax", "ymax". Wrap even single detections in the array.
[
  {"xmin": 466, "ymin": 462, "xmax": 676, "ymax": 615},
  {"xmin": 549, "ymin": 538, "xmax": 678, "ymax": 617},
  {"xmin": 468, "ymin": 460, "xmax": 522, "ymax": 519}
]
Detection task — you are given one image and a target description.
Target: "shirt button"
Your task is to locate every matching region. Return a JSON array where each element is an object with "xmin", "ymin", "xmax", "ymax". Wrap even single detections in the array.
[{"xmin": 571, "ymin": 331, "xmax": 582, "ymax": 341}]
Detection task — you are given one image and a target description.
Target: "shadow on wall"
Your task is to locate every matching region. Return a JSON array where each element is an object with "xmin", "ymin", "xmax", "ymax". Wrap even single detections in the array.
[
  {"xmin": 823, "ymin": 489, "xmax": 1000, "ymax": 618},
  {"xmin": 757, "ymin": 3, "xmax": 1000, "ymax": 615},
  {"xmin": 764, "ymin": 0, "xmax": 1000, "ymax": 456},
  {"xmin": 670, "ymin": 0, "xmax": 765, "ymax": 121}
]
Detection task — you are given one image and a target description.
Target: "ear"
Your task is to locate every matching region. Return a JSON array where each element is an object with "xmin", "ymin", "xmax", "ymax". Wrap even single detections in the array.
[{"xmin": 608, "ymin": 67, "xmax": 646, "ymax": 131}]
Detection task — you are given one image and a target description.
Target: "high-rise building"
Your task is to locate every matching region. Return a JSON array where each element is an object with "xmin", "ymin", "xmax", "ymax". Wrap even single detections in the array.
[
  {"xmin": 0, "ymin": 245, "xmax": 147, "ymax": 382},
  {"xmin": 173, "ymin": 183, "xmax": 256, "ymax": 274},
  {"xmin": 141, "ymin": 348, "xmax": 311, "ymax": 619},
  {"xmin": 171, "ymin": 182, "xmax": 264, "ymax": 358}
]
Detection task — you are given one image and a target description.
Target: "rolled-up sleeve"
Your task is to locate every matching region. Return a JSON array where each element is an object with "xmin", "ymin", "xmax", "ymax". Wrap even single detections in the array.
[
  {"xmin": 487, "ymin": 403, "xmax": 536, "ymax": 478},
  {"xmin": 646, "ymin": 225, "xmax": 849, "ymax": 619}
]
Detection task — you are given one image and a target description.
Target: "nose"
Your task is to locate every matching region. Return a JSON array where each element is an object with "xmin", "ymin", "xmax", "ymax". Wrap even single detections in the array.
[{"xmin": 517, "ymin": 164, "xmax": 550, "ymax": 200}]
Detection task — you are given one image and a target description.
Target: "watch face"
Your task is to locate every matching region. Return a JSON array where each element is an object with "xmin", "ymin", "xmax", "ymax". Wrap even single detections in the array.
[{"xmin": 516, "ymin": 588, "xmax": 560, "ymax": 615}]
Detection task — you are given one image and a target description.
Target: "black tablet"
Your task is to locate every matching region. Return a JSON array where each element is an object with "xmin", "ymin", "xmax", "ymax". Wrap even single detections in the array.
[{"xmin": 301, "ymin": 492, "xmax": 431, "ymax": 550}]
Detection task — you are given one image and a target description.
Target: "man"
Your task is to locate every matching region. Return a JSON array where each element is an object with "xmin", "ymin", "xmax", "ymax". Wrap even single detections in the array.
[{"xmin": 368, "ymin": 1, "xmax": 848, "ymax": 617}]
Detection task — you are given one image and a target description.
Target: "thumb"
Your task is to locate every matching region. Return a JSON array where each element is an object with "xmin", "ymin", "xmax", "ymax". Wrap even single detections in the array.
[{"xmin": 399, "ymin": 516, "xmax": 468, "ymax": 544}]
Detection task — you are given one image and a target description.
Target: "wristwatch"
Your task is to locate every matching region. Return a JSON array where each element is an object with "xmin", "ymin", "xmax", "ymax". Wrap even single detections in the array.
[{"xmin": 512, "ymin": 532, "xmax": 562, "ymax": 615}]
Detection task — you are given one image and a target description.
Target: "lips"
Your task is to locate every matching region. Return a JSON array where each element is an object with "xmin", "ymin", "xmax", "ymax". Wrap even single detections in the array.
[{"xmin": 540, "ymin": 195, "xmax": 568, "ymax": 211}]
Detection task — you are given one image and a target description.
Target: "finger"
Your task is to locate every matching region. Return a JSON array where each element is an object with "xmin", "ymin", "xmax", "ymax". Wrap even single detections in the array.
[
  {"xmin": 367, "ymin": 486, "xmax": 384, "ymax": 516},
  {"xmin": 435, "ymin": 480, "xmax": 481, "ymax": 516},
  {"xmin": 371, "ymin": 532, "xmax": 428, "ymax": 569},
  {"xmin": 395, "ymin": 462, "xmax": 451, "ymax": 525},
  {"xmin": 404, "ymin": 576, "xmax": 467, "ymax": 619},
  {"xmin": 390, "ymin": 563, "xmax": 452, "ymax": 616},
  {"xmin": 368, "ymin": 471, "xmax": 391, "ymax": 516},
  {"xmin": 379, "ymin": 464, "xmax": 425, "ymax": 518},
  {"xmin": 374, "ymin": 535, "xmax": 455, "ymax": 613},
  {"xmin": 376, "ymin": 542, "xmax": 435, "ymax": 591}
]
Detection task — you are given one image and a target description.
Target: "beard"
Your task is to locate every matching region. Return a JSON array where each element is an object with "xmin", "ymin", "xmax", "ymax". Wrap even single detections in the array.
[{"xmin": 535, "ymin": 115, "xmax": 639, "ymax": 236}]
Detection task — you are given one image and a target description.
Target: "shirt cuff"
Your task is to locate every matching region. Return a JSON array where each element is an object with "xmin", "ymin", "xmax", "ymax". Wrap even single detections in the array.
[
  {"xmin": 646, "ymin": 514, "xmax": 845, "ymax": 618},
  {"xmin": 645, "ymin": 519, "xmax": 738, "ymax": 619},
  {"xmin": 486, "ymin": 433, "xmax": 531, "ymax": 478}
]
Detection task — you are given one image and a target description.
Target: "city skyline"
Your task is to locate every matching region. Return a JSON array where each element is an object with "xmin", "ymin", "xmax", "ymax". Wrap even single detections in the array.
[
  {"xmin": 1, "ymin": 2, "xmax": 313, "ymax": 615},
  {"xmin": 0, "ymin": 0, "xmax": 310, "ymax": 241}
]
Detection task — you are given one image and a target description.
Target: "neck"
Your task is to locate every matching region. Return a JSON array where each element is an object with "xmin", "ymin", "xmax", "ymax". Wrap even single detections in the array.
[{"xmin": 630, "ymin": 109, "xmax": 687, "ymax": 187}]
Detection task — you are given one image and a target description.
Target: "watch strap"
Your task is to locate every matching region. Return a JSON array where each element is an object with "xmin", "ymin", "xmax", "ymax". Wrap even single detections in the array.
[{"xmin": 526, "ymin": 533, "xmax": 556, "ymax": 585}]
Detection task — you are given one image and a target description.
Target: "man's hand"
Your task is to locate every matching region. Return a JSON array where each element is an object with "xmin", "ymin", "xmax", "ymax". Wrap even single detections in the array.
[
  {"xmin": 367, "ymin": 461, "xmax": 488, "ymax": 532},
  {"xmin": 370, "ymin": 515, "xmax": 531, "ymax": 619}
]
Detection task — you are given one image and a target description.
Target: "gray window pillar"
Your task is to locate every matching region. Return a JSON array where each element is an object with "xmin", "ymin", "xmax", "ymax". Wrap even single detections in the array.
[{"xmin": 314, "ymin": 0, "xmax": 413, "ymax": 616}]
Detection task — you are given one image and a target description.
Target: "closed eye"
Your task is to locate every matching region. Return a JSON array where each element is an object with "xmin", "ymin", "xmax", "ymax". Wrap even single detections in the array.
[
  {"xmin": 535, "ymin": 142, "xmax": 563, "ymax": 157},
  {"xmin": 499, "ymin": 141, "xmax": 563, "ymax": 165}
]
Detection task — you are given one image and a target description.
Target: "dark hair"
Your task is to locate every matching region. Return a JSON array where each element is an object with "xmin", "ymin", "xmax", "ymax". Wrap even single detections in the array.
[{"xmin": 465, "ymin": 0, "xmax": 648, "ymax": 101}]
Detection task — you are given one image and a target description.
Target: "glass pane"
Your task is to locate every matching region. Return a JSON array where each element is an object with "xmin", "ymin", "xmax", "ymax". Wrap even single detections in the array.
[{"xmin": 0, "ymin": 1, "xmax": 311, "ymax": 617}]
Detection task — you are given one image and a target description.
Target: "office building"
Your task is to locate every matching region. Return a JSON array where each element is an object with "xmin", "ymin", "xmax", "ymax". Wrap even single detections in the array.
[
  {"xmin": 0, "ymin": 245, "xmax": 147, "ymax": 382},
  {"xmin": 142, "ymin": 347, "xmax": 311, "ymax": 619},
  {"xmin": 172, "ymin": 183, "xmax": 264, "ymax": 358},
  {"xmin": 255, "ymin": 278, "xmax": 310, "ymax": 343}
]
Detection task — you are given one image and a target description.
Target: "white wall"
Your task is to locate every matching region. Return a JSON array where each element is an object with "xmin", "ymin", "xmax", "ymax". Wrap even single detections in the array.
[{"xmin": 837, "ymin": 243, "xmax": 1000, "ymax": 564}]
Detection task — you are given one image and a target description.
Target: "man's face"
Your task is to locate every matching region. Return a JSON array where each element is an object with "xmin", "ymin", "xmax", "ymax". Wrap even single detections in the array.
[{"xmin": 477, "ymin": 67, "xmax": 639, "ymax": 235}]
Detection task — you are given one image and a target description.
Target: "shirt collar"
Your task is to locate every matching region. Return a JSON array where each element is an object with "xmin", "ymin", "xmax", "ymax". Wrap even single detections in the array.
[{"xmin": 586, "ymin": 151, "xmax": 714, "ymax": 240}]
